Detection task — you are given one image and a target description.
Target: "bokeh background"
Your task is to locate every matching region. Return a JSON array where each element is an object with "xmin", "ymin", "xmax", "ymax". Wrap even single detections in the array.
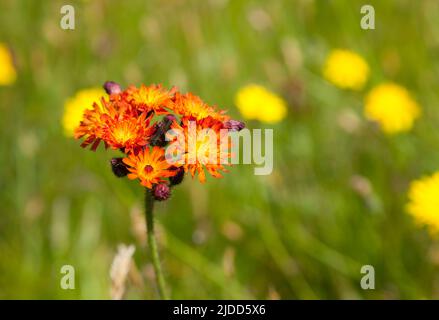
[{"xmin": 1, "ymin": 0, "xmax": 439, "ymax": 299}]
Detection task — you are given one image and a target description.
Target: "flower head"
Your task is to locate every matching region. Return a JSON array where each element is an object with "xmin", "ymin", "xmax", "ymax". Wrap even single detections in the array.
[
  {"xmin": 101, "ymin": 111, "xmax": 155, "ymax": 153},
  {"xmin": 364, "ymin": 83, "xmax": 421, "ymax": 134},
  {"xmin": 235, "ymin": 84, "xmax": 287, "ymax": 123},
  {"xmin": 169, "ymin": 116, "xmax": 231, "ymax": 183},
  {"xmin": 407, "ymin": 172, "xmax": 439, "ymax": 234},
  {"xmin": 123, "ymin": 146, "xmax": 176, "ymax": 188},
  {"xmin": 323, "ymin": 49, "xmax": 369, "ymax": 90},
  {"xmin": 63, "ymin": 88, "xmax": 105, "ymax": 137},
  {"xmin": 74, "ymin": 96, "xmax": 155, "ymax": 152},
  {"xmin": 125, "ymin": 84, "xmax": 174, "ymax": 114},
  {"xmin": 0, "ymin": 43, "xmax": 16, "ymax": 86},
  {"xmin": 173, "ymin": 92, "xmax": 228, "ymax": 121}
]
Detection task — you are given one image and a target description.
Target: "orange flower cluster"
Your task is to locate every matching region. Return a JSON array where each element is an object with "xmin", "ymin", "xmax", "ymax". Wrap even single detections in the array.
[{"xmin": 74, "ymin": 82, "xmax": 244, "ymax": 199}]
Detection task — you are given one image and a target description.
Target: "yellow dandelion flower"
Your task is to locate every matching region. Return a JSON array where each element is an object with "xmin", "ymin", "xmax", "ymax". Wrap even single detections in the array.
[
  {"xmin": 235, "ymin": 84, "xmax": 287, "ymax": 123},
  {"xmin": 62, "ymin": 88, "xmax": 105, "ymax": 137},
  {"xmin": 323, "ymin": 49, "xmax": 369, "ymax": 90},
  {"xmin": 0, "ymin": 43, "xmax": 16, "ymax": 86},
  {"xmin": 407, "ymin": 172, "xmax": 439, "ymax": 233},
  {"xmin": 364, "ymin": 83, "xmax": 420, "ymax": 134}
]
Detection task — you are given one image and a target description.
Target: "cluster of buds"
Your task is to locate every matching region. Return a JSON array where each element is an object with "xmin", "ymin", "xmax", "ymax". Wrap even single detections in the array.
[{"xmin": 74, "ymin": 81, "xmax": 245, "ymax": 201}]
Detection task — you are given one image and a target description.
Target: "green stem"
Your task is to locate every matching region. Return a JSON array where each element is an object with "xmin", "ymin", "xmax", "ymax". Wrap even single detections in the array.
[{"xmin": 144, "ymin": 189, "xmax": 169, "ymax": 300}]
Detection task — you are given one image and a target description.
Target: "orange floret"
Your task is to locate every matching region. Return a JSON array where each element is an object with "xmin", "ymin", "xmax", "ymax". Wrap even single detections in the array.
[{"xmin": 123, "ymin": 146, "xmax": 177, "ymax": 188}]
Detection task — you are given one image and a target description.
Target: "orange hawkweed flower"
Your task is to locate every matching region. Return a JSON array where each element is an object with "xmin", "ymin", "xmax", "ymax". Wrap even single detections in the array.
[
  {"xmin": 74, "ymin": 98, "xmax": 109, "ymax": 150},
  {"xmin": 169, "ymin": 116, "xmax": 231, "ymax": 183},
  {"xmin": 173, "ymin": 92, "xmax": 229, "ymax": 121},
  {"xmin": 102, "ymin": 112, "xmax": 155, "ymax": 153},
  {"xmin": 75, "ymin": 97, "xmax": 153, "ymax": 152},
  {"xmin": 125, "ymin": 84, "xmax": 175, "ymax": 114},
  {"xmin": 123, "ymin": 146, "xmax": 177, "ymax": 188}
]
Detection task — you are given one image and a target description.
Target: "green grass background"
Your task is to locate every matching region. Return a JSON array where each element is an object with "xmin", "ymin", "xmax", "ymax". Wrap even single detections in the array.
[{"xmin": 1, "ymin": 0, "xmax": 439, "ymax": 299}]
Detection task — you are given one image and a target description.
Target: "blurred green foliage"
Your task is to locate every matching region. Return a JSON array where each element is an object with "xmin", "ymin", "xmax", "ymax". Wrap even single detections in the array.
[{"xmin": 1, "ymin": 0, "xmax": 439, "ymax": 299}]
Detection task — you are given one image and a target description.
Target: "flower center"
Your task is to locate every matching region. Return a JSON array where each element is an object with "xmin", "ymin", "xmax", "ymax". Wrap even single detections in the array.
[
  {"xmin": 187, "ymin": 101, "xmax": 209, "ymax": 118},
  {"xmin": 144, "ymin": 165, "xmax": 154, "ymax": 174},
  {"xmin": 112, "ymin": 122, "xmax": 135, "ymax": 143},
  {"xmin": 134, "ymin": 87, "xmax": 165, "ymax": 107}
]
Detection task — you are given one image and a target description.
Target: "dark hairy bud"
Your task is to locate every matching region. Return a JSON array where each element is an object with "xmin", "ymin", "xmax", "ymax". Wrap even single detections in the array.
[
  {"xmin": 153, "ymin": 183, "xmax": 171, "ymax": 201},
  {"xmin": 224, "ymin": 119, "xmax": 245, "ymax": 132},
  {"xmin": 103, "ymin": 81, "xmax": 122, "ymax": 95},
  {"xmin": 110, "ymin": 157, "xmax": 129, "ymax": 177},
  {"xmin": 169, "ymin": 166, "xmax": 185, "ymax": 186},
  {"xmin": 150, "ymin": 115, "xmax": 177, "ymax": 147}
]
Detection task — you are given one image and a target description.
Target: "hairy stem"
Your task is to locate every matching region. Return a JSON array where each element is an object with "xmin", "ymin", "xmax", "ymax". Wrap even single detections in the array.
[{"xmin": 144, "ymin": 189, "xmax": 169, "ymax": 299}]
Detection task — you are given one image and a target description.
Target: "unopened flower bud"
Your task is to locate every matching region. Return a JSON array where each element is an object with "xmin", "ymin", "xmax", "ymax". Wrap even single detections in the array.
[
  {"xmin": 153, "ymin": 184, "xmax": 171, "ymax": 201},
  {"xmin": 169, "ymin": 166, "xmax": 185, "ymax": 186},
  {"xmin": 150, "ymin": 115, "xmax": 177, "ymax": 147},
  {"xmin": 110, "ymin": 157, "xmax": 129, "ymax": 177},
  {"xmin": 224, "ymin": 119, "xmax": 245, "ymax": 132},
  {"xmin": 164, "ymin": 114, "xmax": 176, "ymax": 124},
  {"xmin": 103, "ymin": 81, "xmax": 122, "ymax": 95}
]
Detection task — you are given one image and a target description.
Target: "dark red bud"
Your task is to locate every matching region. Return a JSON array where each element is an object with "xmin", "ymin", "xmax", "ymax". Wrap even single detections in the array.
[
  {"xmin": 103, "ymin": 81, "xmax": 122, "ymax": 95},
  {"xmin": 150, "ymin": 115, "xmax": 177, "ymax": 147},
  {"xmin": 224, "ymin": 119, "xmax": 245, "ymax": 131},
  {"xmin": 153, "ymin": 184, "xmax": 171, "ymax": 201},
  {"xmin": 169, "ymin": 166, "xmax": 185, "ymax": 186},
  {"xmin": 110, "ymin": 157, "xmax": 129, "ymax": 177},
  {"xmin": 164, "ymin": 114, "xmax": 176, "ymax": 123}
]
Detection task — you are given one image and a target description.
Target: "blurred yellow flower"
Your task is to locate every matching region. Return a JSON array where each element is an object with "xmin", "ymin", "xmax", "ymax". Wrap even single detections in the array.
[
  {"xmin": 407, "ymin": 172, "xmax": 439, "ymax": 234},
  {"xmin": 235, "ymin": 84, "xmax": 287, "ymax": 123},
  {"xmin": 364, "ymin": 83, "xmax": 420, "ymax": 134},
  {"xmin": 62, "ymin": 88, "xmax": 105, "ymax": 136},
  {"xmin": 323, "ymin": 49, "xmax": 369, "ymax": 90},
  {"xmin": 0, "ymin": 43, "xmax": 16, "ymax": 86}
]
